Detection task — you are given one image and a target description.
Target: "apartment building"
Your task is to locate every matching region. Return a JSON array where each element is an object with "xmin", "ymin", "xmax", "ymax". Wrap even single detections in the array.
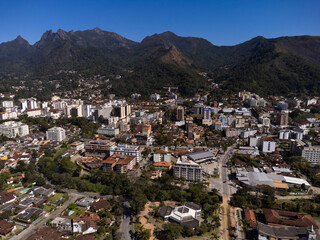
[
  {"xmin": 84, "ymin": 140, "xmax": 115, "ymax": 157},
  {"xmin": 0, "ymin": 112, "xmax": 18, "ymax": 120},
  {"xmin": 46, "ymin": 127, "xmax": 66, "ymax": 142},
  {"xmin": 261, "ymin": 137, "xmax": 276, "ymax": 153},
  {"xmin": 109, "ymin": 144, "xmax": 142, "ymax": 162},
  {"xmin": 176, "ymin": 106, "xmax": 184, "ymax": 121},
  {"xmin": 0, "ymin": 121, "xmax": 29, "ymax": 138},
  {"xmin": 276, "ymin": 111, "xmax": 289, "ymax": 126},
  {"xmin": 173, "ymin": 156, "xmax": 202, "ymax": 181},
  {"xmin": 302, "ymin": 146, "xmax": 320, "ymax": 164},
  {"xmin": 97, "ymin": 126, "xmax": 119, "ymax": 136},
  {"xmin": 102, "ymin": 154, "xmax": 136, "ymax": 174}
]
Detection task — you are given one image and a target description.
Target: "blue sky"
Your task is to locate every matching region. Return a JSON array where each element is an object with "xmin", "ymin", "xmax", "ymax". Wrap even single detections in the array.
[{"xmin": 0, "ymin": 0, "xmax": 319, "ymax": 46}]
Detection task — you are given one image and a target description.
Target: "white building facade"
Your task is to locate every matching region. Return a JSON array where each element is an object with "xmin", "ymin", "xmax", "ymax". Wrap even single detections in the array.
[{"xmin": 46, "ymin": 127, "xmax": 66, "ymax": 142}]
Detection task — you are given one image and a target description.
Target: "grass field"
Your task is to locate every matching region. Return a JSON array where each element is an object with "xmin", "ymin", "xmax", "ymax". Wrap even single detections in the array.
[
  {"xmin": 43, "ymin": 205, "xmax": 55, "ymax": 212},
  {"xmin": 14, "ymin": 187, "xmax": 30, "ymax": 197},
  {"xmin": 49, "ymin": 193, "xmax": 65, "ymax": 203},
  {"xmin": 69, "ymin": 208, "xmax": 85, "ymax": 217}
]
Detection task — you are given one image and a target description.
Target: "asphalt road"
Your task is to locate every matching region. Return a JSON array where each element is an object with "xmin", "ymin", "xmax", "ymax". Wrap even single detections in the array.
[
  {"xmin": 118, "ymin": 215, "xmax": 133, "ymax": 240},
  {"xmin": 218, "ymin": 145, "xmax": 245, "ymax": 240}
]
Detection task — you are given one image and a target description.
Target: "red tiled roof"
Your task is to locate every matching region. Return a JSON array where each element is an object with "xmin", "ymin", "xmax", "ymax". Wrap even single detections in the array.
[
  {"xmin": 263, "ymin": 208, "xmax": 318, "ymax": 229},
  {"xmin": 155, "ymin": 149, "xmax": 168, "ymax": 154},
  {"xmin": 243, "ymin": 206, "xmax": 256, "ymax": 228},
  {"xmin": 262, "ymin": 137, "xmax": 274, "ymax": 141},
  {"xmin": 0, "ymin": 220, "xmax": 15, "ymax": 235},
  {"xmin": 154, "ymin": 161, "xmax": 172, "ymax": 167}
]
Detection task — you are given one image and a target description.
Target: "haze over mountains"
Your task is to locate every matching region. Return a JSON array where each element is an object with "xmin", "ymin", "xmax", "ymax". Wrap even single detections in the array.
[{"xmin": 1, "ymin": 28, "xmax": 320, "ymax": 97}]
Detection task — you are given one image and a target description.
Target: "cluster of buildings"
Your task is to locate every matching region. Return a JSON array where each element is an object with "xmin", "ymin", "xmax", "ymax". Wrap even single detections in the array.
[
  {"xmin": 78, "ymin": 140, "xmax": 141, "ymax": 174},
  {"xmin": 0, "ymin": 186, "xmax": 57, "ymax": 238},
  {"xmin": 236, "ymin": 167, "xmax": 310, "ymax": 190},
  {"xmin": 28, "ymin": 197, "xmax": 112, "ymax": 239},
  {"xmin": 243, "ymin": 207, "xmax": 318, "ymax": 240}
]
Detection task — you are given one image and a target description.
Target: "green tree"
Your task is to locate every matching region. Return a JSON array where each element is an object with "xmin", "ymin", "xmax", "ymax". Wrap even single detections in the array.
[
  {"xmin": 163, "ymin": 223, "xmax": 183, "ymax": 240},
  {"xmin": 135, "ymin": 224, "xmax": 151, "ymax": 240}
]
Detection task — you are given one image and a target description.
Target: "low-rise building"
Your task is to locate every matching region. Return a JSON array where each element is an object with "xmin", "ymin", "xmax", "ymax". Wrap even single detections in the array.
[
  {"xmin": 26, "ymin": 108, "xmax": 43, "ymax": 117},
  {"xmin": 70, "ymin": 142, "xmax": 85, "ymax": 151},
  {"xmin": 102, "ymin": 154, "xmax": 136, "ymax": 174},
  {"xmin": 257, "ymin": 222, "xmax": 316, "ymax": 240},
  {"xmin": 0, "ymin": 191, "xmax": 16, "ymax": 205},
  {"xmin": 149, "ymin": 93, "xmax": 161, "ymax": 101},
  {"xmin": 0, "ymin": 220, "xmax": 15, "ymax": 237},
  {"xmin": 26, "ymin": 226, "xmax": 68, "ymax": 240},
  {"xmin": 263, "ymin": 208, "xmax": 318, "ymax": 229},
  {"xmin": 77, "ymin": 197, "xmax": 95, "ymax": 209},
  {"xmin": 51, "ymin": 217, "xmax": 73, "ymax": 231},
  {"xmin": 0, "ymin": 112, "xmax": 18, "ymax": 120},
  {"xmin": 109, "ymin": 144, "xmax": 141, "ymax": 162},
  {"xmin": 236, "ymin": 167, "xmax": 310, "ymax": 189},
  {"xmin": 115, "ymin": 155, "xmax": 136, "ymax": 174},
  {"xmin": 153, "ymin": 161, "xmax": 172, "ymax": 170},
  {"xmin": 97, "ymin": 126, "xmax": 119, "ymax": 136},
  {"xmin": 159, "ymin": 202, "xmax": 201, "ymax": 229},
  {"xmin": 90, "ymin": 198, "xmax": 110, "ymax": 212},
  {"xmin": 185, "ymin": 150, "xmax": 216, "ymax": 164},
  {"xmin": 85, "ymin": 140, "xmax": 115, "ymax": 157},
  {"xmin": 32, "ymin": 187, "xmax": 55, "ymax": 197},
  {"xmin": 15, "ymin": 207, "xmax": 43, "ymax": 223}
]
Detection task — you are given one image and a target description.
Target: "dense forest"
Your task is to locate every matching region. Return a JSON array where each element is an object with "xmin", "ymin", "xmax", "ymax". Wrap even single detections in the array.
[{"xmin": 0, "ymin": 29, "xmax": 320, "ymax": 98}]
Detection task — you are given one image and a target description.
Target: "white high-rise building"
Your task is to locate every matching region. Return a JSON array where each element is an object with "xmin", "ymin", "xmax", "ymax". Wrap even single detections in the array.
[
  {"xmin": 19, "ymin": 99, "xmax": 28, "ymax": 112},
  {"xmin": 302, "ymin": 146, "xmax": 320, "ymax": 164},
  {"xmin": 82, "ymin": 105, "xmax": 92, "ymax": 118},
  {"xmin": 261, "ymin": 137, "xmax": 276, "ymax": 153},
  {"xmin": 0, "ymin": 121, "xmax": 29, "ymax": 138},
  {"xmin": 1, "ymin": 101, "xmax": 14, "ymax": 109},
  {"xmin": 46, "ymin": 127, "xmax": 66, "ymax": 142},
  {"xmin": 27, "ymin": 98, "xmax": 38, "ymax": 109},
  {"xmin": 173, "ymin": 156, "xmax": 202, "ymax": 181}
]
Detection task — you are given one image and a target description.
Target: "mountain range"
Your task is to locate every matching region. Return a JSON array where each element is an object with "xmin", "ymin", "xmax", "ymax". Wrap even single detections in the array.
[{"xmin": 1, "ymin": 28, "xmax": 320, "ymax": 98}]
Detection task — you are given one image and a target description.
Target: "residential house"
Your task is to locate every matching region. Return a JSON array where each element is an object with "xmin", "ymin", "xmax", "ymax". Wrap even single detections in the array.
[
  {"xmin": 72, "ymin": 212, "xmax": 100, "ymax": 235},
  {"xmin": 26, "ymin": 226, "xmax": 68, "ymax": 240},
  {"xmin": 0, "ymin": 191, "xmax": 16, "ymax": 205},
  {"xmin": 15, "ymin": 207, "xmax": 43, "ymax": 223},
  {"xmin": 0, "ymin": 220, "xmax": 16, "ymax": 237},
  {"xmin": 77, "ymin": 197, "xmax": 95, "ymax": 209},
  {"xmin": 32, "ymin": 187, "xmax": 55, "ymax": 197},
  {"xmin": 90, "ymin": 198, "xmax": 111, "ymax": 213},
  {"xmin": 51, "ymin": 217, "xmax": 73, "ymax": 231}
]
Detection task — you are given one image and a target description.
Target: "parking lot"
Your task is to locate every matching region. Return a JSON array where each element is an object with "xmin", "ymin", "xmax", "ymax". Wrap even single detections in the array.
[{"xmin": 200, "ymin": 161, "xmax": 220, "ymax": 176}]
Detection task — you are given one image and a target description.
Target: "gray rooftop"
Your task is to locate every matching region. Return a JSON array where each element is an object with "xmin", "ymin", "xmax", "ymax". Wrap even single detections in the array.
[
  {"xmin": 186, "ymin": 151, "xmax": 214, "ymax": 162},
  {"xmin": 159, "ymin": 206, "xmax": 173, "ymax": 217},
  {"xmin": 257, "ymin": 221, "xmax": 310, "ymax": 238},
  {"xmin": 15, "ymin": 207, "xmax": 43, "ymax": 221}
]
